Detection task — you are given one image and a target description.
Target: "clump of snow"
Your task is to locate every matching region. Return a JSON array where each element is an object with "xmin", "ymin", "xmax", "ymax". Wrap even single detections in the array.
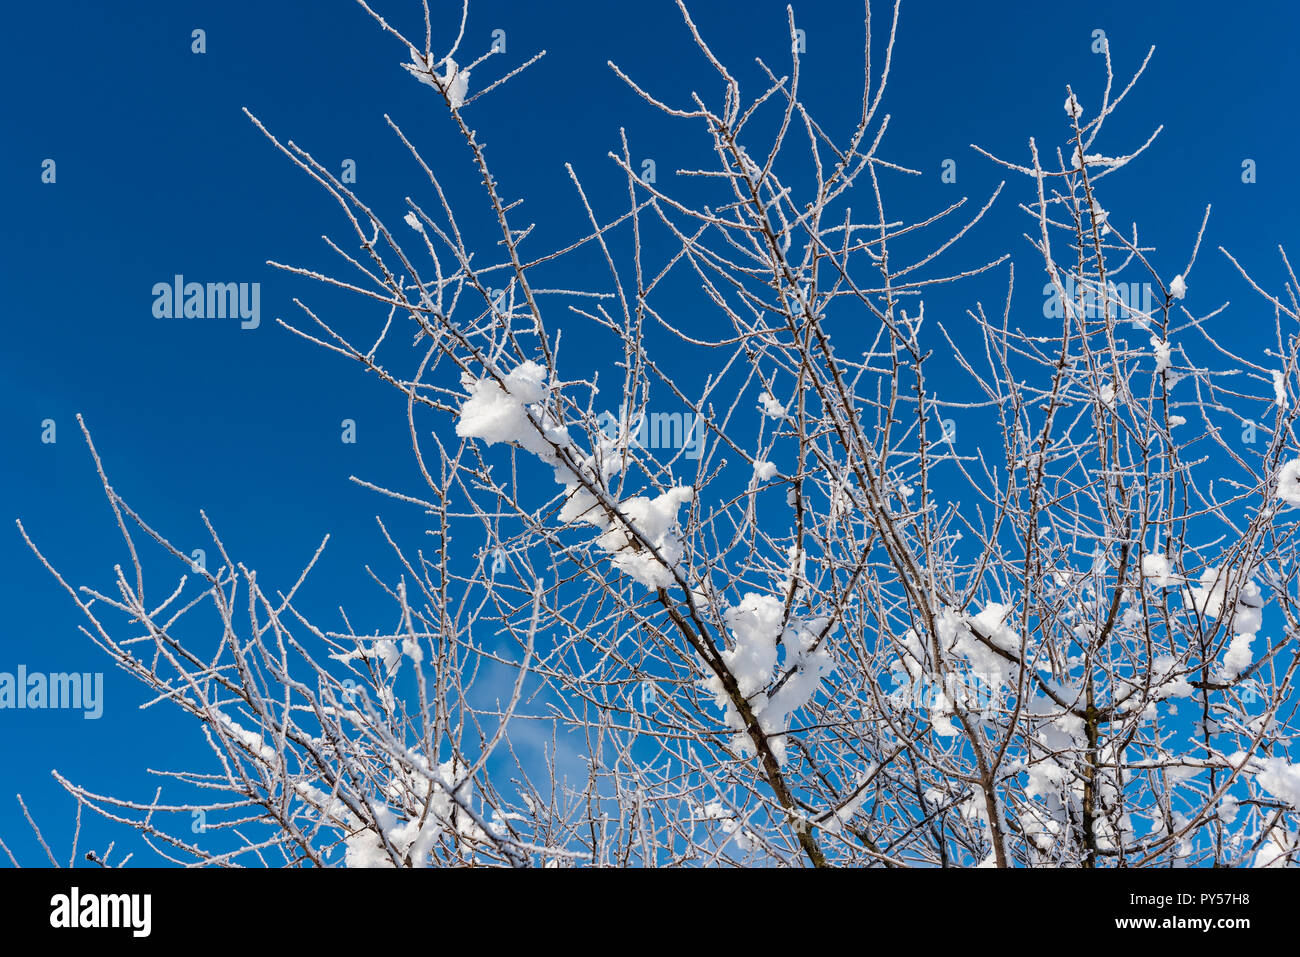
[
  {"xmin": 1151, "ymin": 336, "xmax": 1171, "ymax": 374},
  {"xmin": 754, "ymin": 460, "xmax": 778, "ymax": 482},
  {"xmin": 763, "ymin": 619, "xmax": 837, "ymax": 747},
  {"xmin": 1063, "ymin": 93, "xmax": 1083, "ymax": 119},
  {"xmin": 889, "ymin": 603, "xmax": 1021, "ymax": 736},
  {"xmin": 695, "ymin": 801, "xmax": 733, "ymax": 822},
  {"xmin": 404, "ymin": 211, "xmax": 423, "ymax": 232},
  {"xmin": 591, "ymin": 487, "xmax": 694, "ymax": 589},
  {"xmin": 1025, "ymin": 754, "xmax": 1072, "ymax": 804},
  {"xmin": 1191, "ymin": 566, "xmax": 1228, "ymax": 619},
  {"xmin": 1218, "ymin": 794, "xmax": 1239, "ymax": 825},
  {"xmin": 1141, "ymin": 551, "xmax": 1177, "ymax": 588},
  {"xmin": 1276, "ymin": 459, "xmax": 1300, "ymax": 505},
  {"xmin": 701, "ymin": 593, "xmax": 836, "ymax": 765},
  {"xmin": 691, "ymin": 801, "xmax": 757, "ymax": 851},
  {"xmin": 441, "ymin": 57, "xmax": 470, "ymax": 109},
  {"xmin": 1149, "ymin": 654, "xmax": 1193, "ymax": 700},
  {"xmin": 1220, "ymin": 633, "xmax": 1255, "ymax": 681},
  {"xmin": 1253, "ymin": 827, "xmax": 1299, "ymax": 868},
  {"xmin": 376, "ymin": 638, "xmax": 400, "ymax": 671},
  {"xmin": 758, "ymin": 391, "xmax": 786, "ymax": 418},
  {"xmin": 778, "ymin": 543, "xmax": 806, "ymax": 600},
  {"xmin": 329, "ymin": 755, "xmax": 494, "ymax": 868},
  {"xmin": 1191, "ymin": 566, "xmax": 1263, "ymax": 631},
  {"xmin": 455, "ymin": 361, "xmax": 695, "ymax": 589},
  {"xmin": 1274, "ymin": 370, "xmax": 1289, "ymax": 410},
  {"xmin": 821, "ymin": 774, "xmax": 872, "ymax": 836},
  {"xmin": 329, "ymin": 635, "xmax": 402, "ymax": 671},
  {"xmin": 403, "ymin": 48, "xmax": 439, "ymax": 88},
  {"xmin": 213, "ymin": 710, "xmax": 276, "ymax": 762},
  {"xmin": 1021, "ymin": 695, "xmax": 1090, "ymax": 824},
  {"xmin": 343, "ymin": 811, "xmax": 398, "ymax": 868},
  {"xmin": 1234, "ymin": 580, "xmax": 1264, "ymax": 636},
  {"xmin": 970, "ymin": 603, "xmax": 1021, "ymax": 655},
  {"xmin": 944, "ymin": 605, "xmax": 1020, "ymax": 703},
  {"xmin": 1190, "ymin": 570, "xmax": 1264, "ymax": 682},
  {"xmin": 1169, "ymin": 274, "xmax": 1187, "ymax": 299},
  {"xmin": 1254, "ymin": 757, "xmax": 1300, "ymax": 810},
  {"xmin": 718, "ymin": 594, "xmax": 783, "ymax": 701},
  {"xmin": 403, "ymin": 48, "xmax": 470, "ymax": 109},
  {"xmin": 556, "ymin": 477, "xmax": 694, "ymax": 589},
  {"xmin": 455, "ymin": 360, "xmax": 565, "ymax": 462},
  {"xmin": 1071, "ymin": 147, "xmax": 1121, "ymax": 169}
]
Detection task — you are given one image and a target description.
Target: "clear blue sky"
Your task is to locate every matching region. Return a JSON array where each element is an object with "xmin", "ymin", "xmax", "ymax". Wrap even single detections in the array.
[{"xmin": 1, "ymin": 0, "xmax": 1297, "ymax": 864}]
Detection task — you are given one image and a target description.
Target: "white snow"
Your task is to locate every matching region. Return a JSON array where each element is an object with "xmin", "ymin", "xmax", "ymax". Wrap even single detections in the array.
[
  {"xmin": 1253, "ymin": 827, "xmax": 1298, "ymax": 868},
  {"xmin": 695, "ymin": 802, "xmax": 733, "ymax": 821},
  {"xmin": 441, "ymin": 57, "xmax": 470, "ymax": 109},
  {"xmin": 700, "ymin": 593, "xmax": 836, "ymax": 765},
  {"xmin": 1190, "ymin": 566, "xmax": 1228, "ymax": 619},
  {"xmin": 971, "ymin": 603, "xmax": 1021, "ymax": 655},
  {"xmin": 1220, "ymin": 633, "xmax": 1254, "ymax": 681},
  {"xmin": 1277, "ymin": 459, "xmax": 1300, "ymax": 505},
  {"xmin": 403, "ymin": 48, "xmax": 469, "ymax": 109},
  {"xmin": 821, "ymin": 774, "xmax": 872, "ymax": 835},
  {"xmin": 1169, "ymin": 274, "xmax": 1187, "ymax": 299},
  {"xmin": 1141, "ymin": 551, "xmax": 1177, "ymax": 588},
  {"xmin": 1149, "ymin": 654, "xmax": 1193, "ymax": 700},
  {"xmin": 1218, "ymin": 794, "xmax": 1239, "ymax": 825},
  {"xmin": 1071, "ymin": 147, "xmax": 1121, "ymax": 169},
  {"xmin": 1063, "ymin": 93, "xmax": 1083, "ymax": 119},
  {"xmin": 591, "ymin": 487, "xmax": 694, "ymax": 588},
  {"xmin": 1254, "ymin": 757, "xmax": 1300, "ymax": 809},
  {"xmin": 1234, "ymin": 580, "xmax": 1264, "ymax": 636},
  {"xmin": 1151, "ymin": 336, "xmax": 1171, "ymax": 374},
  {"xmin": 1274, "ymin": 370, "xmax": 1289, "ymax": 410},
  {"xmin": 455, "ymin": 361, "xmax": 564, "ymax": 462},
  {"xmin": 213, "ymin": 710, "xmax": 276, "ymax": 762},
  {"xmin": 376, "ymin": 638, "xmax": 400, "ymax": 671},
  {"xmin": 758, "ymin": 391, "xmax": 787, "ymax": 418},
  {"xmin": 455, "ymin": 361, "xmax": 695, "ymax": 588},
  {"xmin": 719, "ymin": 594, "xmax": 783, "ymax": 701},
  {"xmin": 337, "ymin": 757, "xmax": 487, "ymax": 867},
  {"xmin": 402, "ymin": 635, "xmax": 424, "ymax": 665},
  {"xmin": 1191, "ymin": 569, "xmax": 1263, "ymax": 643},
  {"xmin": 754, "ymin": 460, "xmax": 778, "ymax": 482}
]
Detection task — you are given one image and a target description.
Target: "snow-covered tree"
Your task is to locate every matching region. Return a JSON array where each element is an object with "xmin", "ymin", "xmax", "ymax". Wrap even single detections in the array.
[{"xmin": 10, "ymin": 0, "xmax": 1300, "ymax": 868}]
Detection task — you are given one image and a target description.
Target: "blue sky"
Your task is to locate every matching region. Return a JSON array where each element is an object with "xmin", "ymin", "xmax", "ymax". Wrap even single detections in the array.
[{"xmin": 1, "ymin": 0, "xmax": 1297, "ymax": 865}]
